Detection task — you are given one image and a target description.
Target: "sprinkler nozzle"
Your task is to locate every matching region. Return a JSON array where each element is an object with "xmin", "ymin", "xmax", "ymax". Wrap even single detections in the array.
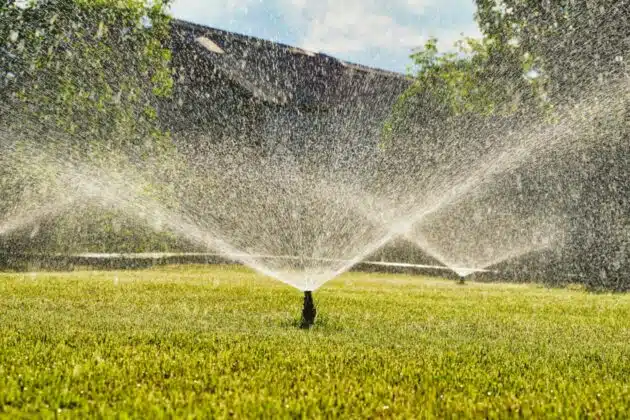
[{"xmin": 300, "ymin": 291, "xmax": 317, "ymax": 329}]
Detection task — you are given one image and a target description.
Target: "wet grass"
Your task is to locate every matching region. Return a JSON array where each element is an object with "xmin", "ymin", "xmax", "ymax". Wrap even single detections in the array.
[{"xmin": 1, "ymin": 265, "xmax": 629, "ymax": 418}]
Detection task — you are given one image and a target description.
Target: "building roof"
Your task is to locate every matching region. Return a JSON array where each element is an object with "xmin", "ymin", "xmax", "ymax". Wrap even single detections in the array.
[{"xmin": 170, "ymin": 19, "xmax": 411, "ymax": 110}]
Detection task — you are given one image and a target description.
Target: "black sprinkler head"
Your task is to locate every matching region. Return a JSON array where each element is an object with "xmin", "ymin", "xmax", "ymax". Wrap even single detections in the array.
[{"xmin": 300, "ymin": 291, "xmax": 317, "ymax": 329}]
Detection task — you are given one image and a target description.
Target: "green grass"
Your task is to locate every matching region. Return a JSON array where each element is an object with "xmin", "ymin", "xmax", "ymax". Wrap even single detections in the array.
[{"xmin": 1, "ymin": 265, "xmax": 630, "ymax": 418}]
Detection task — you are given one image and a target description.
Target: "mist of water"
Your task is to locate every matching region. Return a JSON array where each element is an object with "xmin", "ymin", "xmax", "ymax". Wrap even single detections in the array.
[
  {"xmin": 1, "ymin": 53, "xmax": 628, "ymax": 291},
  {"xmin": 332, "ymin": 79, "xmax": 628, "ymax": 281}
]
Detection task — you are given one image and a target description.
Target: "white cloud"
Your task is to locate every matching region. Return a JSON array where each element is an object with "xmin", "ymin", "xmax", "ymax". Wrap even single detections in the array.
[
  {"xmin": 299, "ymin": 0, "xmax": 425, "ymax": 53},
  {"xmin": 170, "ymin": 0, "xmax": 482, "ymax": 71},
  {"xmin": 170, "ymin": 0, "xmax": 253, "ymax": 24},
  {"xmin": 403, "ymin": 0, "xmax": 439, "ymax": 16},
  {"xmin": 279, "ymin": 0, "xmax": 480, "ymax": 55}
]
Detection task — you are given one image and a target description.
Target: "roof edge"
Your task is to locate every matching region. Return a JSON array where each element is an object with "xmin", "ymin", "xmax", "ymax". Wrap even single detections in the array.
[{"xmin": 171, "ymin": 19, "xmax": 409, "ymax": 80}]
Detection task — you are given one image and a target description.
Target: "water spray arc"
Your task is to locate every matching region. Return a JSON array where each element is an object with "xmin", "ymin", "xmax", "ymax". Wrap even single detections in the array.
[{"xmin": 0, "ymin": 14, "xmax": 628, "ymax": 329}]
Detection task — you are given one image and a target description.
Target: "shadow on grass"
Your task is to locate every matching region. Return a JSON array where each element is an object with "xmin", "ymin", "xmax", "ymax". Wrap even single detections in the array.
[{"xmin": 278, "ymin": 313, "xmax": 346, "ymax": 333}]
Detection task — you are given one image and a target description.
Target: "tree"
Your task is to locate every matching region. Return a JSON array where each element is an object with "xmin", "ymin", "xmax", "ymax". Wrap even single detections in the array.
[
  {"xmin": 381, "ymin": 31, "xmax": 551, "ymax": 166},
  {"xmin": 474, "ymin": 0, "xmax": 629, "ymax": 102},
  {"xmin": 386, "ymin": 0, "xmax": 629, "ymax": 142},
  {"xmin": 474, "ymin": 0, "xmax": 630, "ymax": 290},
  {"xmin": 0, "ymin": 0, "xmax": 174, "ymax": 152},
  {"xmin": 0, "ymin": 0, "xmax": 182, "ymax": 257},
  {"xmin": 385, "ymin": 0, "xmax": 630, "ymax": 290}
]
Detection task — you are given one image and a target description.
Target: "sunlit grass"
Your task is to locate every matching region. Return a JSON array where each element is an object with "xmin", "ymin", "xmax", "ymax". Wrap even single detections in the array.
[{"xmin": 1, "ymin": 265, "xmax": 629, "ymax": 418}]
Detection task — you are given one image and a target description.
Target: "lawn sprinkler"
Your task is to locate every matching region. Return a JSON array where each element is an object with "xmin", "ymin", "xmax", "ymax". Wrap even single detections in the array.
[{"xmin": 300, "ymin": 291, "xmax": 317, "ymax": 329}]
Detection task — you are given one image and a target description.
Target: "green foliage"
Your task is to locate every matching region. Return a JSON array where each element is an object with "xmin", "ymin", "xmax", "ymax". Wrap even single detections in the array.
[
  {"xmin": 474, "ymin": 0, "xmax": 629, "ymax": 101},
  {"xmin": 471, "ymin": 1, "xmax": 630, "ymax": 286},
  {"xmin": 412, "ymin": 37, "xmax": 538, "ymax": 115},
  {"xmin": 383, "ymin": 33, "xmax": 547, "ymax": 145},
  {"xmin": 0, "ymin": 1, "xmax": 183, "ymax": 255},
  {"xmin": 1, "ymin": 266, "xmax": 630, "ymax": 417},
  {"xmin": 383, "ymin": 0, "xmax": 629, "ymax": 143},
  {"xmin": 0, "ymin": 0, "xmax": 174, "ymax": 150}
]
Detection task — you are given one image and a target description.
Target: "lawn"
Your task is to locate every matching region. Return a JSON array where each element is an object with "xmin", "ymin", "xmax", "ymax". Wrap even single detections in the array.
[{"xmin": 1, "ymin": 265, "xmax": 629, "ymax": 418}]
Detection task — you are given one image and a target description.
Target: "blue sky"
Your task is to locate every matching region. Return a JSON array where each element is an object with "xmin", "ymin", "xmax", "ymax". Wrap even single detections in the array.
[{"xmin": 169, "ymin": 0, "xmax": 481, "ymax": 74}]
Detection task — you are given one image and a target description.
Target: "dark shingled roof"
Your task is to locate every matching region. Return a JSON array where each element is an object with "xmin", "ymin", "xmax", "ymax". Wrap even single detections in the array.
[
  {"xmin": 163, "ymin": 19, "xmax": 412, "ymax": 145},
  {"xmin": 171, "ymin": 19, "xmax": 409, "ymax": 107}
]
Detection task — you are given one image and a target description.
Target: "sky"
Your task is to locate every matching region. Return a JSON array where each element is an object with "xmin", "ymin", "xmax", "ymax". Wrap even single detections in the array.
[{"xmin": 169, "ymin": 0, "xmax": 481, "ymax": 74}]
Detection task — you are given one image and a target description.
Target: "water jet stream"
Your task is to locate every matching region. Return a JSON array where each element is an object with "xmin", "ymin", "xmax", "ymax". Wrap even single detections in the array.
[
  {"xmin": 1, "ymin": 79, "xmax": 627, "ymax": 292},
  {"xmin": 64, "ymin": 251, "xmax": 494, "ymax": 274},
  {"xmin": 325, "ymin": 80, "xmax": 628, "ymax": 285}
]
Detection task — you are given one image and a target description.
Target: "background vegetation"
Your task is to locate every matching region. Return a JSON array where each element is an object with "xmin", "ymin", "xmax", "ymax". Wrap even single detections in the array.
[
  {"xmin": 0, "ymin": 0, "xmax": 173, "ymax": 147},
  {"xmin": 386, "ymin": 0, "xmax": 630, "ymax": 290},
  {"xmin": 0, "ymin": 0, "xmax": 186, "ymax": 255}
]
